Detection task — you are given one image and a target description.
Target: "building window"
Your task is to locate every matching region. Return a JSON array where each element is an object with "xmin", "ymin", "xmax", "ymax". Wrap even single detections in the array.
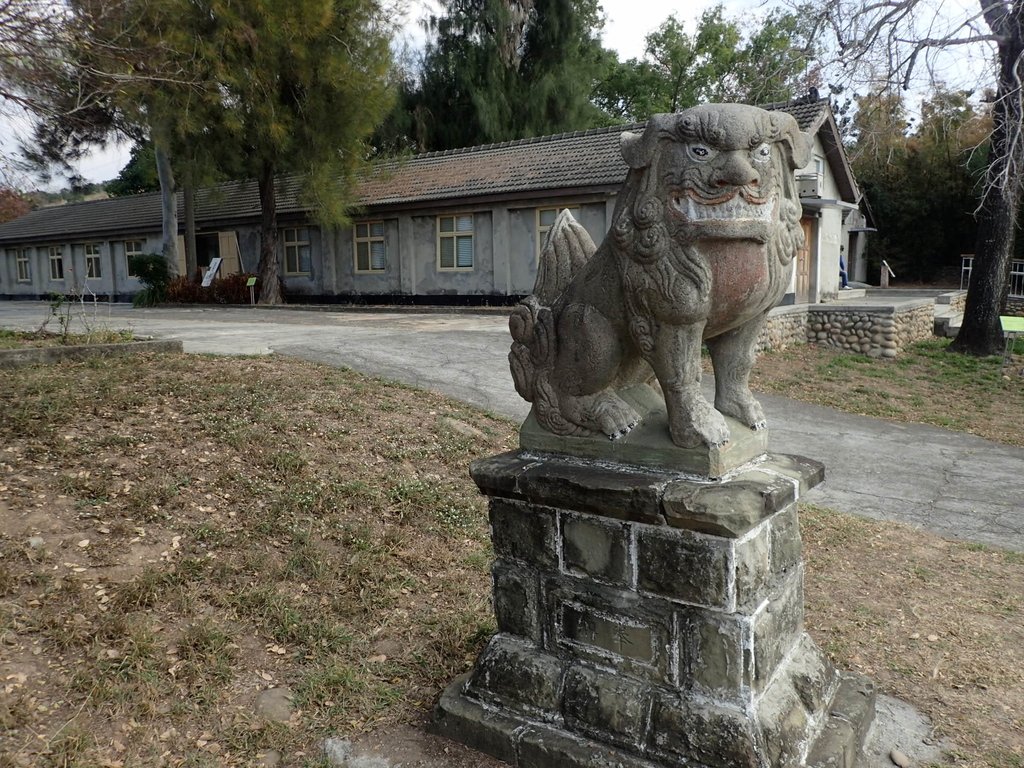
[
  {"xmin": 537, "ymin": 207, "xmax": 580, "ymax": 258},
  {"xmin": 283, "ymin": 227, "xmax": 311, "ymax": 275},
  {"xmin": 85, "ymin": 243, "xmax": 102, "ymax": 279},
  {"xmin": 12, "ymin": 249, "xmax": 30, "ymax": 282},
  {"xmin": 48, "ymin": 246, "xmax": 64, "ymax": 281},
  {"xmin": 437, "ymin": 214, "xmax": 474, "ymax": 270},
  {"xmin": 125, "ymin": 240, "xmax": 143, "ymax": 277},
  {"xmin": 354, "ymin": 221, "xmax": 386, "ymax": 272}
]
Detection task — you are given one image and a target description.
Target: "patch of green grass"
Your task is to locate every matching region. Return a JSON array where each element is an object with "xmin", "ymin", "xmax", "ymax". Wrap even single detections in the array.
[
  {"xmin": 113, "ymin": 561, "xmax": 205, "ymax": 611},
  {"xmin": 44, "ymin": 724, "xmax": 95, "ymax": 767},
  {"xmin": 175, "ymin": 619, "xmax": 237, "ymax": 704},
  {"xmin": 68, "ymin": 615, "xmax": 170, "ymax": 716},
  {"xmin": 225, "ymin": 584, "xmax": 352, "ymax": 653},
  {"xmin": 281, "ymin": 533, "xmax": 332, "ymax": 583}
]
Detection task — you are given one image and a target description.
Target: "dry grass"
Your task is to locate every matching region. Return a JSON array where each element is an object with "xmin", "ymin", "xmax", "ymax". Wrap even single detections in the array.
[
  {"xmin": 0, "ymin": 353, "xmax": 510, "ymax": 767},
  {"xmin": 747, "ymin": 338, "xmax": 1024, "ymax": 446},
  {"xmin": 0, "ymin": 328, "xmax": 134, "ymax": 350},
  {"xmin": 801, "ymin": 505, "xmax": 1024, "ymax": 768},
  {"xmin": 0, "ymin": 352, "xmax": 1021, "ymax": 767}
]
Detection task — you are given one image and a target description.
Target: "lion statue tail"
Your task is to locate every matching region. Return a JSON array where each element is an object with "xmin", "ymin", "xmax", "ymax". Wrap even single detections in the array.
[{"xmin": 508, "ymin": 210, "xmax": 596, "ymax": 413}]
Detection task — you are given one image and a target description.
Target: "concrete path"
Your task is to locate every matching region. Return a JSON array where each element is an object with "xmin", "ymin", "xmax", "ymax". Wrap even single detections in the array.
[{"xmin": 2, "ymin": 301, "xmax": 1022, "ymax": 550}]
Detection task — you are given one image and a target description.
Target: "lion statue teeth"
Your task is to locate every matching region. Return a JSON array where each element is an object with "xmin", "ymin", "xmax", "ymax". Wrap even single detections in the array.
[{"xmin": 508, "ymin": 103, "xmax": 812, "ymax": 449}]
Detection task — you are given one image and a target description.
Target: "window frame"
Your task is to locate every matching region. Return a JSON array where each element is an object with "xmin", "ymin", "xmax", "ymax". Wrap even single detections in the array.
[
  {"xmin": 48, "ymin": 245, "xmax": 64, "ymax": 281},
  {"xmin": 84, "ymin": 243, "xmax": 102, "ymax": 280},
  {"xmin": 12, "ymin": 248, "xmax": 31, "ymax": 282},
  {"xmin": 282, "ymin": 227, "xmax": 312, "ymax": 276},
  {"xmin": 536, "ymin": 206, "xmax": 581, "ymax": 260},
  {"xmin": 353, "ymin": 220, "xmax": 387, "ymax": 274},
  {"xmin": 124, "ymin": 240, "xmax": 144, "ymax": 278},
  {"xmin": 436, "ymin": 213, "xmax": 475, "ymax": 272}
]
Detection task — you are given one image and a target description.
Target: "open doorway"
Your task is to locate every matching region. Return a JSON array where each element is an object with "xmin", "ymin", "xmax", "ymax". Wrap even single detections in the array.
[{"xmin": 196, "ymin": 233, "xmax": 219, "ymax": 270}]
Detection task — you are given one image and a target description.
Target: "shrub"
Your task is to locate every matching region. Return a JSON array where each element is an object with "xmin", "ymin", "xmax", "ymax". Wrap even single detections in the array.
[
  {"xmin": 130, "ymin": 254, "xmax": 172, "ymax": 307},
  {"xmin": 165, "ymin": 273, "xmax": 276, "ymax": 305}
]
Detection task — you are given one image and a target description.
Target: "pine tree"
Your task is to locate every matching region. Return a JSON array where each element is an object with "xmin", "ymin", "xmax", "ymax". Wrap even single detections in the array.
[
  {"xmin": 205, "ymin": 0, "xmax": 394, "ymax": 303},
  {"xmin": 415, "ymin": 0, "xmax": 608, "ymax": 150}
]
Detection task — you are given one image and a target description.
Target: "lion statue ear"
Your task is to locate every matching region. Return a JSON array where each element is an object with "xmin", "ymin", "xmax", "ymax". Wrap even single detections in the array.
[
  {"xmin": 620, "ymin": 114, "xmax": 673, "ymax": 169},
  {"xmin": 773, "ymin": 112, "xmax": 813, "ymax": 170}
]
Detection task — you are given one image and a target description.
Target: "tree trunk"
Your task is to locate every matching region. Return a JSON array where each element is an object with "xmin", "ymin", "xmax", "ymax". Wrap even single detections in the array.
[
  {"xmin": 256, "ymin": 160, "xmax": 283, "ymax": 304},
  {"xmin": 184, "ymin": 172, "xmax": 198, "ymax": 281},
  {"xmin": 951, "ymin": 2, "xmax": 1023, "ymax": 356},
  {"xmin": 154, "ymin": 139, "xmax": 179, "ymax": 277}
]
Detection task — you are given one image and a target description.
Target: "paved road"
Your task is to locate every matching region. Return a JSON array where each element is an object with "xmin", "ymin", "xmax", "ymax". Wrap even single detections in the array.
[{"xmin": 3, "ymin": 301, "xmax": 1022, "ymax": 550}]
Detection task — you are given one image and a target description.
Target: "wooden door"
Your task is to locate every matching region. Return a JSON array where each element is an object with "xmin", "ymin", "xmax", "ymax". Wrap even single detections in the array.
[{"xmin": 796, "ymin": 217, "xmax": 813, "ymax": 304}]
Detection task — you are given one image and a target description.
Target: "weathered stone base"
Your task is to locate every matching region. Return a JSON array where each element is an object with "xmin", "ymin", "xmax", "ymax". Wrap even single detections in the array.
[
  {"xmin": 435, "ymin": 667, "xmax": 875, "ymax": 768},
  {"xmin": 432, "ymin": 450, "xmax": 875, "ymax": 767}
]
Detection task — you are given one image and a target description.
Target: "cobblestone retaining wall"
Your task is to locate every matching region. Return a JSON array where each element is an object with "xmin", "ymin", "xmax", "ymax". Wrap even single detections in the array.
[
  {"xmin": 806, "ymin": 301, "xmax": 934, "ymax": 358},
  {"xmin": 758, "ymin": 306, "xmax": 809, "ymax": 352}
]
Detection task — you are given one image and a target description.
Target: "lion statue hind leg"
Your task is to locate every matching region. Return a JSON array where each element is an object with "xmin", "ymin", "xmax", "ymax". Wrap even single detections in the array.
[{"xmin": 551, "ymin": 301, "xmax": 642, "ymax": 439}]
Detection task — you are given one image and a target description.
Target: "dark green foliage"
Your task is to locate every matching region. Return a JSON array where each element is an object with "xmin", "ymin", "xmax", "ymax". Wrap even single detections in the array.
[
  {"xmin": 199, "ymin": 0, "xmax": 394, "ymax": 303},
  {"xmin": 106, "ymin": 143, "xmax": 160, "ymax": 196},
  {"xmin": 410, "ymin": 0, "xmax": 610, "ymax": 150},
  {"xmin": 592, "ymin": 6, "xmax": 817, "ymax": 122},
  {"xmin": 130, "ymin": 254, "xmax": 172, "ymax": 307}
]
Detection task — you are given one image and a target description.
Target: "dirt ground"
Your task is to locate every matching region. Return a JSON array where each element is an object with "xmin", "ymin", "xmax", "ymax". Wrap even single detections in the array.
[{"xmin": 1, "ymin": 352, "xmax": 1021, "ymax": 767}]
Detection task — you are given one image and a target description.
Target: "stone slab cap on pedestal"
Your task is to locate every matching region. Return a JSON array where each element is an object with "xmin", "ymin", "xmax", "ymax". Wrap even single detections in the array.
[
  {"xmin": 470, "ymin": 450, "xmax": 824, "ymax": 530},
  {"xmin": 519, "ymin": 385, "xmax": 769, "ymax": 479},
  {"xmin": 663, "ymin": 469, "xmax": 796, "ymax": 538}
]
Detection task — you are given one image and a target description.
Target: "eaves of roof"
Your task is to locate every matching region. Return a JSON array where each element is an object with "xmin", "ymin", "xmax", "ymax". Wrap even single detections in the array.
[
  {"xmin": 815, "ymin": 110, "xmax": 860, "ymax": 204},
  {"xmin": 766, "ymin": 97, "xmax": 861, "ymax": 204}
]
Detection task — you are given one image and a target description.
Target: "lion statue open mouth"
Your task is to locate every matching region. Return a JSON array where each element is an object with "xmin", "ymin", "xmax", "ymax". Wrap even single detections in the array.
[{"xmin": 509, "ymin": 103, "xmax": 811, "ymax": 449}]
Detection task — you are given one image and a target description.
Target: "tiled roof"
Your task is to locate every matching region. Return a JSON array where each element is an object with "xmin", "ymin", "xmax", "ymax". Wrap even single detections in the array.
[
  {"xmin": 761, "ymin": 96, "xmax": 830, "ymax": 132},
  {"xmin": 0, "ymin": 190, "xmax": 165, "ymax": 244},
  {"xmin": 0, "ymin": 97, "xmax": 842, "ymax": 245},
  {"xmin": 357, "ymin": 122, "xmax": 644, "ymax": 207},
  {"xmin": 0, "ymin": 175, "xmax": 309, "ymax": 244}
]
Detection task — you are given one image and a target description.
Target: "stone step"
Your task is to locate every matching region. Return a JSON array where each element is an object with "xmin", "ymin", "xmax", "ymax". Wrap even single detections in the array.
[
  {"xmin": 933, "ymin": 310, "xmax": 963, "ymax": 338},
  {"xmin": 832, "ymin": 288, "xmax": 867, "ymax": 300}
]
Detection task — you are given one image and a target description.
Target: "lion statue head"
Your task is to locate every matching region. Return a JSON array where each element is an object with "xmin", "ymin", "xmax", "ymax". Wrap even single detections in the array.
[{"xmin": 612, "ymin": 105, "xmax": 811, "ymax": 293}]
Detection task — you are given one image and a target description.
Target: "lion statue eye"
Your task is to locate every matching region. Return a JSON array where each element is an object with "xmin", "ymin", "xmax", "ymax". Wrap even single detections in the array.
[
  {"xmin": 687, "ymin": 143, "xmax": 715, "ymax": 162},
  {"xmin": 751, "ymin": 143, "xmax": 772, "ymax": 162}
]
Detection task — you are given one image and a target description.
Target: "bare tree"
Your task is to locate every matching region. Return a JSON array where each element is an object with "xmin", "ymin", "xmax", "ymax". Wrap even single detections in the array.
[{"xmin": 806, "ymin": 0, "xmax": 1023, "ymax": 356}]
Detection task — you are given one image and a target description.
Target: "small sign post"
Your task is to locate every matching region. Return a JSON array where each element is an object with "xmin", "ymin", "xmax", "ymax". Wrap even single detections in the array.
[
  {"xmin": 880, "ymin": 259, "xmax": 895, "ymax": 289},
  {"xmin": 246, "ymin": 276, "xmax": 258, "ymax": 306}
]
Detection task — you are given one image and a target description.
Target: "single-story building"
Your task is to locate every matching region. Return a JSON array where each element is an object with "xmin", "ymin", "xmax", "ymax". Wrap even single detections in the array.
[{"xmin": 0, "ymin": 95, "xmax": 866, "ymax": 305}]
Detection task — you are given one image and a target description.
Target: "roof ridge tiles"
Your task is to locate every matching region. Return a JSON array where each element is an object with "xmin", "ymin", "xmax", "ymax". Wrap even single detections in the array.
[{"xmin": 412, "ymin": 121, "xmax": 646, "ymax": 160}]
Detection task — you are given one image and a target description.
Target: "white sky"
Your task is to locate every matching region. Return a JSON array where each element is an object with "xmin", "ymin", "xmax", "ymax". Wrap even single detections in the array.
[{"xmin": 9, "ymin": 0, "xmax": 991, "ymax": 189}]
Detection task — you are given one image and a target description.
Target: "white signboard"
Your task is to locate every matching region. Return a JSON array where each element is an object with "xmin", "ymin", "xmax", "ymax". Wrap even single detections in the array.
[{"xmin": 201, "ymin": 257, "xmax": 224, "ymax": 287}]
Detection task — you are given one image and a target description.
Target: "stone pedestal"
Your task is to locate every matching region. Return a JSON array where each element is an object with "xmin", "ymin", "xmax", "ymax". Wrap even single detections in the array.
[{"xmin": 432, "ymin": 449, "xmax": 875, "ymax": 767}]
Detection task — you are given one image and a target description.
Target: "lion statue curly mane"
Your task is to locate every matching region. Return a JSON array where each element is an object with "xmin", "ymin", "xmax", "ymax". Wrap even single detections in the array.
[{"xmin": 509, "ymin": 103, "xmax": 811, "ymax": 449}]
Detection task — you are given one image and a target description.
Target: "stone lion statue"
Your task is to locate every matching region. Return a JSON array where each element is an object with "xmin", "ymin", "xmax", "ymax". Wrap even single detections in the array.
[{"xmin": 509, "ymin": 103, "xmax": 811, "ymax": 448}]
